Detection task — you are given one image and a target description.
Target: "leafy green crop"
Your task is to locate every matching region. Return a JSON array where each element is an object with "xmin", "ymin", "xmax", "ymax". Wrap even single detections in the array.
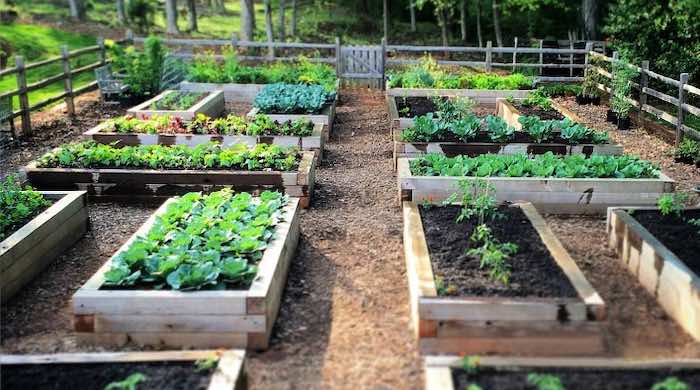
[
  {"xmin": 675, "ymin": 138, "xmax": 700, "ymax": 162},
  {"xmin": 527, "ymin": 373, "xmax": 565, "ymax": 390},
  {"xmin": 410, "ymin": 152, "xmax": 660, "ymax": 179},
  {"xmin": 485, "ymin": 115, "xmax": 515, "ymax": 142},
  {"xmin": 104, "ymin": 190, "xmax": 288, "ymax": 290},
  {"xmin": 104, "ymin": 113, "xmax": 314, "ymax": 137},
  {"xmin": 467, "ymin": 224, "xmax": 517, "ymax": 285},
  {"xmin": 36, "ymin": 142, "xmax": 300, "ymax": 172},
  {"xmin": 254, "ymin": 83, "xmax": 333, "ymax": 114},
  {"xmin": 521, "ymin": 88, "xmax": 553, "ymax": 110},
  {"xmin": 0, "ymin": 175, "xmax": 52, "ymax": 240},
  {"xmin": 187, "ymin": 52, "xmax": 337, "ymax": 92},
  {"xmin": 149, "ymin": 91, "xmax": 205, "ymax": 111},
  {"xmin": 104, "ymin": 373, "xmax": 148, "ymax": 390},
  {"xmin": 517, "ymin": 116, "xmax": 608, "ymax": 145},
  {"xmin": 651, "ymin": 377, "xmax": 690, "ymax": 390}
]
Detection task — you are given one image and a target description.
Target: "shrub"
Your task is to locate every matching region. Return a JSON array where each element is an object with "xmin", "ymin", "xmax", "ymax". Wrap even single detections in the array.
[
  {"xmin": 610, "ymin": 56, "xmax": 639, "ymax": 119},
  {"xmin": 108, "ymin": 36, "xmax": 165, "ymax": 97},
  {"xmin": 253, "ymin": 83, "xmax": 332, "ymax": 114}
]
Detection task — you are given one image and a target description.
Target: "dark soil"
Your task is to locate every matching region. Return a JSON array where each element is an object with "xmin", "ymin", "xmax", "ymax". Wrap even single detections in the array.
[
  {"xmin": 420, "ymin": 205, "xmax": 577, "ymax": 298},
  {"xmin": 452, "ymin": 367, "xmax": 700, "ymax": 389},
  {"xmin": 395, "ymin": 97, "xmax": 494, "ymax": 118},
  {"xmin": 401, "ymin": 131, "xmax": 605, "ymax": 146},
  {"xmin": 514, "ymin": 103, "xmax": 565, "ymax": 120},
  {"xmin": 632, "ymin": 210, "xmax": 700, "ymax": 274},
  {"xmin": 2, "ymin": 362, "xmax": 214, "ymax": 390}
]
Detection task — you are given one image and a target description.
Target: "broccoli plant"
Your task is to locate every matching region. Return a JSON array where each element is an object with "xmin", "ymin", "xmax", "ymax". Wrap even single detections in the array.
[{"xmin": 485, "ymin": 115, "xmax": 514, "ymax": 142}]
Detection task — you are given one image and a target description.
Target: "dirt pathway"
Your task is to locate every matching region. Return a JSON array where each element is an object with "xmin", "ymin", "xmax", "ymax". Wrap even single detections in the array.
[{"xmin": 247, "ymin": 89, "xmax": 420, "ymax": 389}]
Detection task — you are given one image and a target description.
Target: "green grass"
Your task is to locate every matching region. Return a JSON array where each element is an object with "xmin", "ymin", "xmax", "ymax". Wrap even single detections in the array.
[{"xmin": 0, "ymin": 24, "xmax": 98, "ymax": 110}]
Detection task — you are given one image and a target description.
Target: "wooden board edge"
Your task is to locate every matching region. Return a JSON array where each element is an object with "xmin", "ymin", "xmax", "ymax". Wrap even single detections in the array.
[
  {"xmin": 208, "ymin": 350, "xmax": 247, "ymax": 390},
  {"xmin": 424, "ymin": 365, "xmax": 455, "ymax": 390},
  {"xmin": 0, "ymin": 350, "xmax": 237, "ymax": 364},
  {"xmin": 424, "ymin": 355, "xmax": 700, "ymax": 370}
]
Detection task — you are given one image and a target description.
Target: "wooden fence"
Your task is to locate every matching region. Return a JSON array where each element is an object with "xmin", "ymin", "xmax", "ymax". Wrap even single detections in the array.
[
  {"xmin": 589, "ymin": 51, "xmax": 700, "ymax": 145},
  {"xmin": 0, "ymin": 38, "xmax": 114, "ymax": 137}
]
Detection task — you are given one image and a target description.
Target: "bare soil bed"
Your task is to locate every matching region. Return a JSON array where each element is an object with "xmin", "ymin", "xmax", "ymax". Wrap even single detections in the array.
[{"xmin": 512, "ymin": 102, "xmax": 565, "ymax": 120}]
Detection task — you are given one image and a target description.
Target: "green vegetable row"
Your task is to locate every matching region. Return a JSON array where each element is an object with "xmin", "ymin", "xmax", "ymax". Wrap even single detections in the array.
[
  {"xmin": 254, "ymin": 83, "xmax": 334, "ymax": 115},
  {"xmin": 104, "ymin": 190, "xmax": 288, "ymax": 290},
  {"xmin": 387, "ymin": 57, "xmax": 532, "ymax": 90},
  {"xmin": 0, "ymin": 176, "xmax": 51, "ymax": 240},
  {"xmin": 105, "ymin": 113, "xmax": 314, "ymax": 137},
  {"xmin": 36, "ymin": 142, "xmax": 301, "ymax": 172},
  {"xmin": 410, "ymin": 152, "xmax": 660, "ymax": 179},
  {"xmin": 187, "ymin": 53, "xmax": 337, "ymax": 93}
]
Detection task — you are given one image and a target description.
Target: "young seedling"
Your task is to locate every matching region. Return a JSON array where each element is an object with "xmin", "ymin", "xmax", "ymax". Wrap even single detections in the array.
[
  {"xmin": 104, "ymin": 373, "xmax": 148, "ymax": 390},
  {"xmin": 466, "ymin": 225, "xmax": 517, "ymax": 285},
  {"xmin": 651, "ymin": 377, "xmax": 689, "ymax": 390},
  {"xmin": 194, "ymin": 356, "xmax": 219, "ymax": 372},
  {"xmin": 453, "ymin": 179, "xmax": 499, "ymax": 225},
  {"xmin": 657, "ymin": 193, "xmax": 688, "ymax": 218},
  {"xmin": 526, "ymin": 373, "xmax": 565, "ymax": 390},
  {"xmin": 460, "ymin": 355, "xmax": 481, "ymax": 375}
]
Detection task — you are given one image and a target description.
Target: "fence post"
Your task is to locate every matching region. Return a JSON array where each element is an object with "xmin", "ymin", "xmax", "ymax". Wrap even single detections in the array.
[
  {"xmin": 677, "ymin": 73, "xmax": 689, "ymax": 146},
  {"xmin": 97, "ymin": 37, "xmax": 107, "ymax": 65},
  {"xmin": 569, "ymin": 40, "xmax": 574, "ymax": 77},
  {"xmin": 60, "ymin": 45, "xmax": 75, "ymax": 118},
  {"xmin": 512, "ymin": 37, "xmax": 517, "ymax": 72},
  {"xmin": 538, "ymin": 40, "xmax": 543, "ymax": 76},
  {"xmin": 639, "ymin": 60, "xmax": 649, "ymax": 129},
  {"xmin": 335, "ymin": 37, "xmax": 341, "ymax": 80},
  {"xmin": 15, "ymin": 56, "xmax": 31, "ymax": 136},
  {"xmin": 381, "ymin": 37, "xmax": 387, "ymax": 90},
  {"xmin": 231, "ymin": 32, "xmax": 239, "ymax": 53},
  {"xmin": 485, "ymin": 41, "xmax": 492, "ymax": 72}
]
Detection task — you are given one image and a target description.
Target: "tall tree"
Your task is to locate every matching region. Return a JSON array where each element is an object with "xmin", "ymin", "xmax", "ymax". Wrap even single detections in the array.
[
  {"xmin": 68, "ymin": 0, "xmax": 85, "ymax": 20},
  {"xmin": 278, "ymin": 0, "xmax": 286, "ymax": 41},
  {"xmin": 263, "ymin": 0, "xmax": 274, "ymax": 55},
  {"xmin": 417, "ymin": 0, "xmax": 456, "ymax": 47},
  {"xmin": 116, "ymin": 0, "xmax": 126, "ymax": 24},
  {"xmin": 291, "ymin": 0, "xmax": 298, "ymax": 37},
  {"xmin": 460, "ymin": 0, "xmax": 467, "ymax": 41},
  {"xmin": 492, "ymin": 0, "xmax": 503, "ymax": 47},
  {"xmin": 582, "ymin": 0, "xmax": 598, "ymax": 40},
  {"xmin": 409, "ymin": 0, "xmax": 416, "ymax": 32},
  {"xmin": 383, "ymin": 0, "xmax": 389, "ymax": 42},
  {"xmin": 240, "ymin": 0, "xmax": 255, "ymax": 41},
  {"xmin": 475, "ymin": 0, "xmax": 483, "ymax": 47},
  {"xmin": 186, "ymin": 0, "xmax": 198, "ymax": 31},
  {"xmin": 165, "ymin": 0, "xmax": 179, "ymax": 34}
]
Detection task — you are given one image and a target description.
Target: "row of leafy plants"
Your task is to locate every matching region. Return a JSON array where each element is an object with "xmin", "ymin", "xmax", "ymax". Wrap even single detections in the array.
[
  {"xmin": 105, "ymin": 113, "xmax": 314, "ymax": 137},
  {"xmin": 387, "ymin": 56, "xmax": 532, "ymax": 90},
  {"xmin": 149, "ymin": 91, "xmax": 206, "ymax": 111},
  {"xmin": 410, "ymin": 152, "xmax": 660, "ymax": 179},
  {"xmin": 0, "ymin": 176, "xmax": 51, "ymax": 241},
  {"xmin": 187, "ymin": 52, "xmax": 337, "ymax": 93},
  {"xmin": 253, "ymin": 83, "xmax": 335, "ymax": 115},
  {"xmin": 36, "ymin": 142, "xmax": 301, "ymax": 172},
  {"xmin": 104, "ymin": 190, "xmax": 288, "ymax": 290},
  {"xmin": 674, "ymin": 138, "xmax": 700, "ymax": 167}
]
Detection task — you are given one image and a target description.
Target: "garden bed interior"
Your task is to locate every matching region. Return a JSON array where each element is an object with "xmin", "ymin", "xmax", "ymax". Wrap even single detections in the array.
[
  {"xmin": 0, "ymin": 350, "xmax": 246, "ymax": 390},
  {"xmin": 127, "ymin": 90, "xmax": 225, "ymax": 121},
  {"xmin": 72, "ymin": 196, "xmax": 300, "ymax": 350},
  {"xmin": 403, "ymin": 201, "xmax": 605, "ymax": 355},
  {"xmin": 497, "ymin": 98, "xmax": 585, "ymax": 131},
  {"xmin": 608, "ymin": 207, "xmax": 700, "ymax": 340}
]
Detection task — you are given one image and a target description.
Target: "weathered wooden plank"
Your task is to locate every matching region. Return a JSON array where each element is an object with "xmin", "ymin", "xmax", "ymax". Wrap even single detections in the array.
[
  {"xmin": 93, "ymin": 314, "xmax": 266, "ymax": 333},
  {"xmin": 127, "ymin": 90, "xmax": 225, "ymax": 121},
  {"xmin": 386, "ymin": 87, "xmax": 532, "ymax": 106}
]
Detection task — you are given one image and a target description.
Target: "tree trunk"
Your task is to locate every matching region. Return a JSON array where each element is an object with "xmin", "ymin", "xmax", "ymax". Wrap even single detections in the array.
[
  {"xmin": 582, "ymin": 0, "xmax": 598, "ymax": 40},
  {"xmin": 439, "ymin": 9, "xmax": 449, "ymax": 47},
  {"xmin": 264, "ymin": 0, "xmax": 274, "ymax": 56},
  {"xmin": 409, "ymin": 0, "xmax": 416, "ymax": 32},
  {"xmin": 187, "ymin": 0, "xmax": 198, "ymax": 31},
  {"xmin": 240, "ymin": 0, "xmax": 255, "ymax": 41},
  {"xmin": 165, "ymin": 0, "xmax": 179, "ymax": 34},
  {"xmin": 214, "ymin": 0, "xmax": 226, "ymax": 13},
  {"xmin": 383, "ymin": 0, "xmax": 389, "ymax": 42},
  {"xmin": 278, "ymin": 0, "xmax": 286, "ymax": 41},
  {"xmin": 476, "ymin": 0, "xmax": 483, "ymax": 47},
  {"xmin": 116, "ymin": 0, "xmax": 126, "ymax": 24},
  {"xmin": 291, "ymin": 0, "xmax": 298, "ymax": 37},
  {"xmin": 492, "ymin": 0, "xmax": 503, "ymax": 48},
  {"xmin": 460, "ymin": 0, "xmax": 467, "ymax": 42},
  {"xmin": 68, "ymin": 0, "xmax": 85, "ymax": 20}
]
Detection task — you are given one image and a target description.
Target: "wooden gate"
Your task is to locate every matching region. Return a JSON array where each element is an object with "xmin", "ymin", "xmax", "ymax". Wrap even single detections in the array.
[{"xmin": 339, "ymin": 45, "xmax": 385, "ymax": 89}]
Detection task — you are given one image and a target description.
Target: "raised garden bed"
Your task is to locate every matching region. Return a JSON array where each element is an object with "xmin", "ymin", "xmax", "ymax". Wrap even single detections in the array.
[
  {"xmin": 180, "ymin": 80, "xmax": 266, "ymax": 103},
  {"xmin": 498, "ymin": 98, "xmax": 584, "ymax": 130},
  {"xmin": 0, "ymin": 350, "xmax": 246, "ymax": 390},
  {"xmin": 247, "ymin": 100, "xmax": 336, "ymax": 141},
  {"xmin": 82, "ymin": 116, "xmax": 325, "ymax": 161},
  {"xmin": 386, "ymin": 95, "xmax": 494, "ymax": 131},
  {"xmin": 25, "ymin": 144, "xmax": 316, "ymax": 208},
  {"xmin": 424, "ymin": 356, "xmax": 700, "ymax": 390},
  {"xmin": 607, "ymin": 206, "xmax": 700, "ymax": 340},
  {"xmin": 127, "ymin": 90, "xmax": 225, "ymax": 121},
  {"xmin": 1, "ymin": 191, "xmax": 88, "ymax": 303},
  {"xmin": 403, "ymin": 201, "xmax": 605, "ymax": 355},
  {"xmin": 72, "ymin": 192, "xmax": 301, "ymax": 350},
  {"xmin": 397, "ymin": 155, "xmax": 675, "ymax": 214}
]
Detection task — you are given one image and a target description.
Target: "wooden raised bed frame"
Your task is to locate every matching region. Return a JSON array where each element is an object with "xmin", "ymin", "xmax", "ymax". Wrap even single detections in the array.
[
  {"xmin": 180, "ymin": 79, "xmax": 340, "ymax": 105},
  {"xmin": 404, "ymin": 201, "xmax": 606, "ymax": 355},
  {"xmin": 83, "ymin": 121, "xmax": 325, "ymax": 162},
  {"xmin": 0, "ymin": 350, "xmax": 246, "ymax": 390},
  {"xmin": 397, "ymin": 158, "xmax": 675, "ymax": 214},
  {"xmin": 608, "ymin": 206, "xmax": 700, "ymax": 340},
  {"xmin": 497, "ymin": 98, "xmax": 585, "ymax": 130},
  {"xmin": 424, "ymin": 356, "xmax": 700, "ymax": 390},
  {"xmin": 127, "ymin": 90, "xmax": 225, "ymax": 121},
  {"xmin": 25, "ymin": 151, "xmax": 316, "ymax": 208},
  {"xmin": 72, "ymin": 197, "xmax": 300, "ymax": 350},
  {"xmin": 1, "ymin": 191, "xmax": 88, "ymax": 303},
  {"xmin": 247, "ymin": 97, "xmax": 337, "ymax": 142},
  {"xmin": 386, "ymin": 85, "xmax": 532, "ymax": 106}
]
